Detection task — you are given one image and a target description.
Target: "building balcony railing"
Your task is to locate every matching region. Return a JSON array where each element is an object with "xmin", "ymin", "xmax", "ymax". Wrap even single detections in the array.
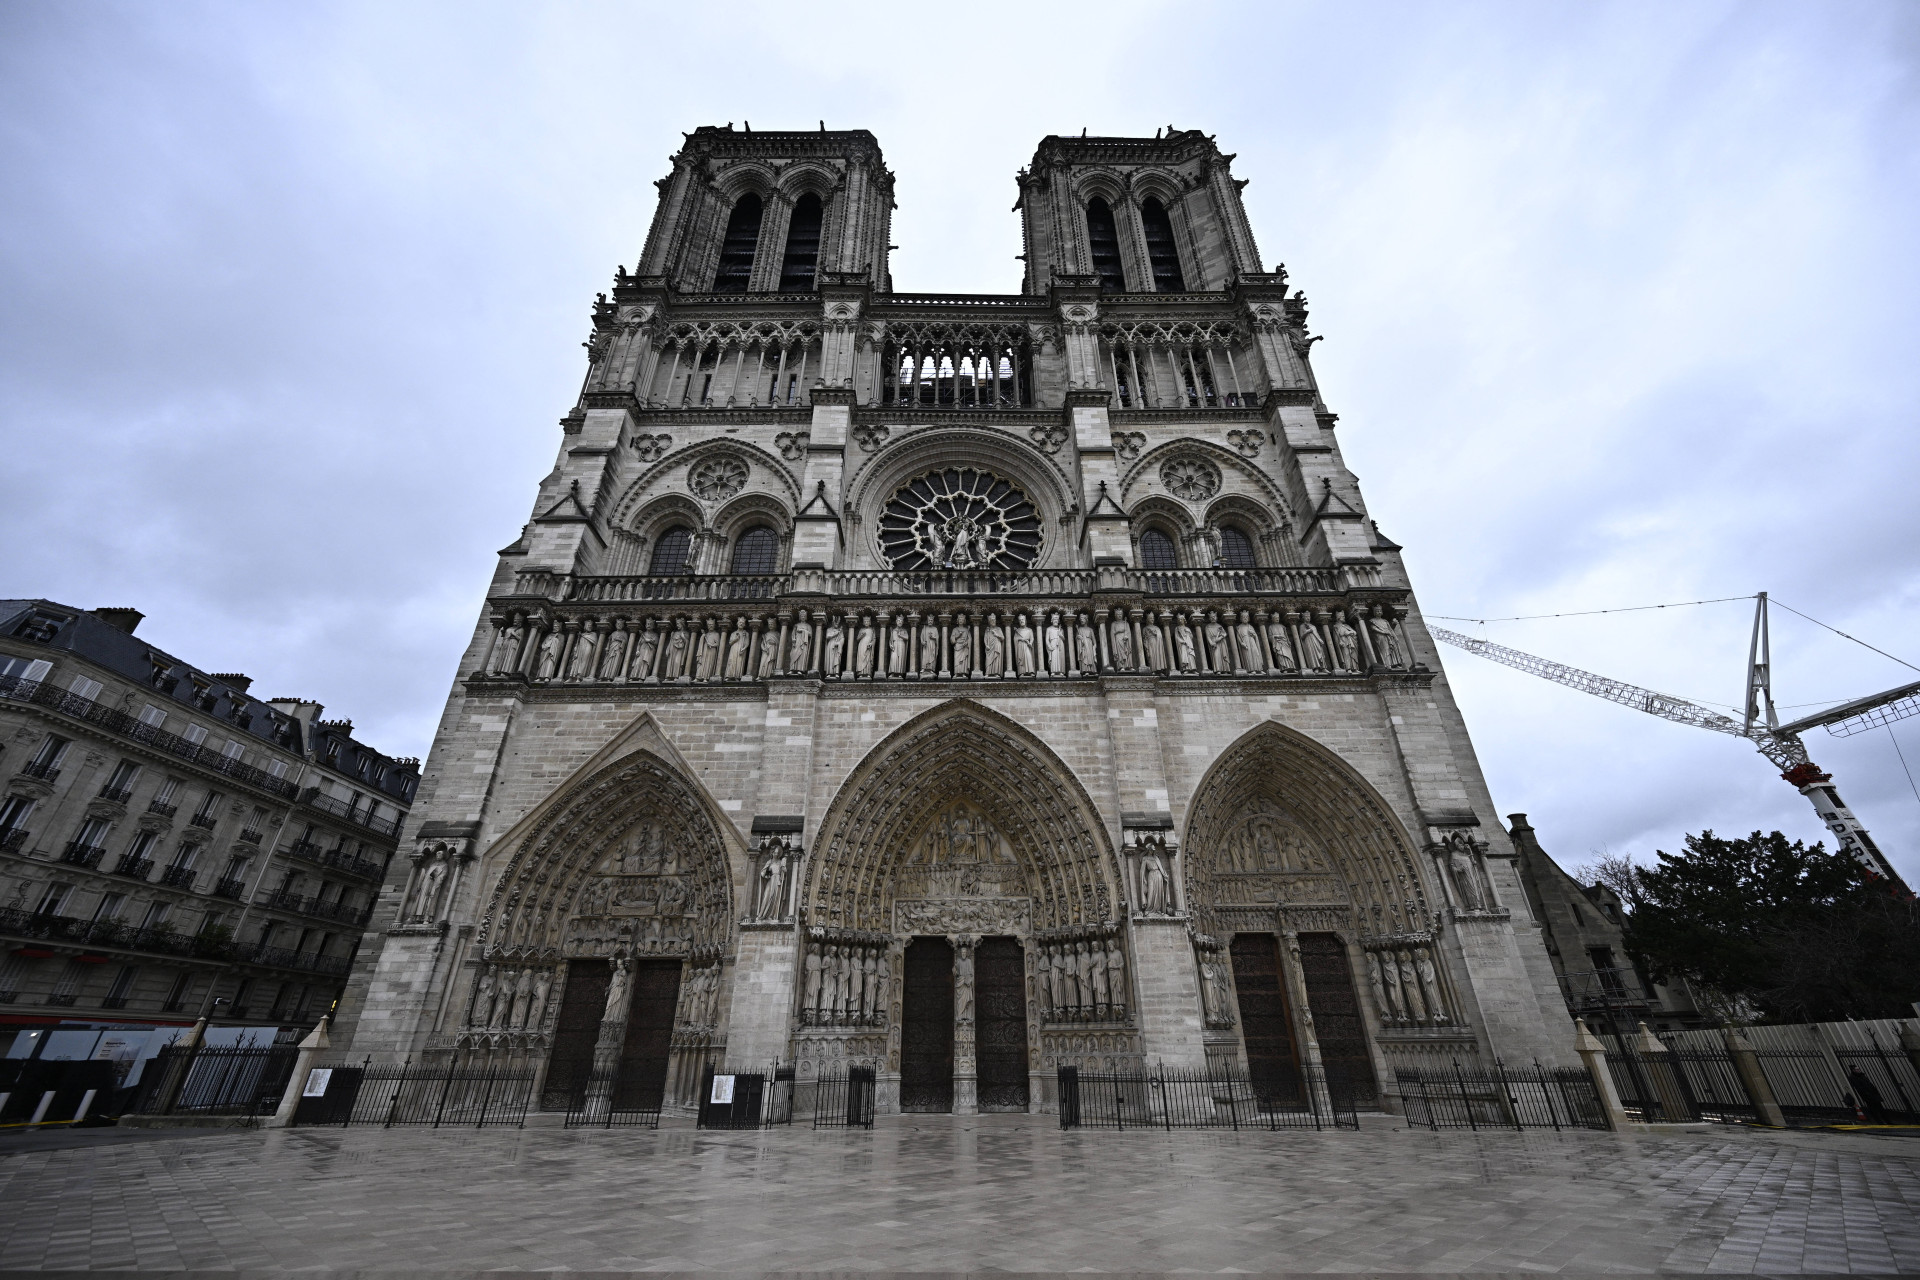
[
  {"xmin": 283, "ymin": 840, "xmax": 386, "ymax": 882},
  {"xmin": 60, "ymin": 842, "xmax": 105, "ymax": 869},
  {"xmin": 0, "ymin": 828, "xmax": 29, "ymax": 853},
  {"xmin": 100, "ymin": 995, "xmax": 130, "ymax": 1009},
  {"xmin": 187, "ymin": 812, "xmax": 218, "ymax": 830},
  {"xmin": 237, "ymin": 829, "xmax": 262, "ymax": 845},
  {"xmin": 19, "ymin": 759, "xmax": 61, "ymax": 783},
  {"xmin": 97, "ymin": 784, "xmax": 134, "ymax": 803},
  {"xmin": 158, "ymin": 865, "xmax": 197, "ymax": 890},
  {"xmin": 0, "ymin": 677, "xmax": 299, "ymax": 800},
  {"xmin": 112, "ymin": 854, "xmax": 154, "ymax": 880},
  {"xmin": 1559, "ymin": 967, "xmax": 1652, "ymax": 1013},
  {"xmin": 510, "ymin": 564, "xmax": 1376, "ymax": 607},
  {"xmin": 44, "ymin": 992, "xmax": 78, "ymax": 1007},
  {"xmin": 0, "ymin": 906, "xmax": 353, "ymax": 976},
  {"xmin": 147, "ymin": 800, "xmax": 177, "ymax": 819},
  {"xmin": 212, "ymin": 876, "xmax": 248, "ymax": 900},
  {"xmin": 296, "ymin": 789, "xmax": 401, "ymax": 839},
  {"xmin": 262, "ymin": 888, "xmax": 372, "ymax": 927}
]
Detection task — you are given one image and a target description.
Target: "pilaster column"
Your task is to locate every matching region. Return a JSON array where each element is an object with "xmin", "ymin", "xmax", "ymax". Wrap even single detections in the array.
[{"xmin": 951, "ymin": 934, "xmax": 978, "ymax": 1115}]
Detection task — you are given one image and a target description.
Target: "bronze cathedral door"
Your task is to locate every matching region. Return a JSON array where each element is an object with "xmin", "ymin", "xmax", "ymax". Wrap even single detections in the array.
[
  {"xmin": 1229, "ymin": 933, "xmax": 1306, "ymax": 1108},
  {"xmin": 900, "ymin": 936, "xmax": 955, "ymax": 1112},
  {"xmin": 974, "ymin": 936, "xmax": 1029, "ymax": 1112}
]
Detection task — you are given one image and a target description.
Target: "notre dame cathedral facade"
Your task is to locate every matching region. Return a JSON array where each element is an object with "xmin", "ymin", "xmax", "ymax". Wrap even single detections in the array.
[{"xmin": 335, "ymin": 126, "xmax": 1571, "ymax": 1116}]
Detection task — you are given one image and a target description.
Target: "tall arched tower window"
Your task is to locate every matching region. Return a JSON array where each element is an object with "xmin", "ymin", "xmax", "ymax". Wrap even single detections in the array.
[
  {"xmin": 1140, "ymin": 198, "xmax": 1185, "ymax": 291},
  {"xmin": 1140, "ymin": 529, "xmax": 1178, "ymax": 570},
  {"xmin": 1218, "ymin": 525, "xmax": 1256, "ymax": 568},
  {"xmin": 779, "ymin": 193, "xmax": 824, "ymax": 291},
  {"xmin": 649, "ymin": 526, "xmax": 695, "ymax": 574},
  {"xmin": 712, "ymin": 194, "xmax": 763, "ymax": 293},
  {"xmin": 729, "ymin": 526, "xmax": 779, "ymax": 574},
  {"xmin": 1085, "ymin": 198, "xmax": 1125, "ymax": 291}
]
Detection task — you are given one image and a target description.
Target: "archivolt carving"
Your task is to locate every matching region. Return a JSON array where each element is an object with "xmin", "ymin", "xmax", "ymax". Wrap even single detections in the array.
[
  {"xmin": 1118, "ymin": 437, "xmax": 1296, "ymax": 527},
  {"xmin": 1182, "ymin": 722, "xmax": 1433, "ymax": 941},
  {"xmin": 804, "ymin": 701, "xmax": 1121, "ymax": 933},
  {"xmin": 612, "ymin": 438, "xmax": 801, "ymax": 530},
  {"xmin": 475, "ymin": 750, "xmax": 734, "ymax": 961}
]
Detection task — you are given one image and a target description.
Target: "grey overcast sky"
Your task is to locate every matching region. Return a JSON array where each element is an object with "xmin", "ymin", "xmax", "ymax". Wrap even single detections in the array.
[{"xmin": 3, "ymin": 1, "xmax": 1917, "ymax": 882}]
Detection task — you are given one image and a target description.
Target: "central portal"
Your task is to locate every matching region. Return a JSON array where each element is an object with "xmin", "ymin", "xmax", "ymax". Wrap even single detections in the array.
[
  {"xmin": 975, "ymin": 936, "xmax": 1029, "ymax": 1111},
  {"xmin": 900, "ymin": 936, "xmax": 955, "ymax": 1112}
]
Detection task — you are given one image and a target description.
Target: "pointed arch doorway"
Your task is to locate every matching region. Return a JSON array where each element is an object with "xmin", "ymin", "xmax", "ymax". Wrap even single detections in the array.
[{"xmin": 798, "ymin": 701, "xmax": 1128, "ymax": 1114}]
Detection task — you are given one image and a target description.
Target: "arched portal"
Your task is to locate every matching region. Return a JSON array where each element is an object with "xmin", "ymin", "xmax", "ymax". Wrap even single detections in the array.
[
  {"xmin": 469, "ymin": 749, "xmax": 736, "ymax": 1110},
  {"xmin": 1181, "ymin": 722, "xmax": 1448, "ymax": 1107},
  {"xmin": 800, "ymin": 700, "xmax": 1131, "ymax": 1112}
]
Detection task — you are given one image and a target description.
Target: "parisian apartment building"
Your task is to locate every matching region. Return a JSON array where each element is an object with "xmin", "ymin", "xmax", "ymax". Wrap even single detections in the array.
[{"xmin": 0, "ymin": 600, "xmax": 417, "ymax": 1053}]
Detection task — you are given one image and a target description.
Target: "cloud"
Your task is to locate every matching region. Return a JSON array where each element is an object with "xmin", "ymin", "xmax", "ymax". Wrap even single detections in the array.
[{"xmin": 2, "ymin": 0, "xmax": 1915, "ymax": 881}]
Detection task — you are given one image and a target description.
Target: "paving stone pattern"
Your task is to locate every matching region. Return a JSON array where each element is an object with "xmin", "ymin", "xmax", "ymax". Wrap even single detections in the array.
[{"xmin": 1, "ymin": 1116, "xmax": 1916, "ymax": 1273}]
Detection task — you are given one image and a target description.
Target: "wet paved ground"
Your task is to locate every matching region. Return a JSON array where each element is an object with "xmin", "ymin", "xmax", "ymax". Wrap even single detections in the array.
[{"xmin": 0, "ymin": 1113, "xmax": 1916, "ymax": 1273}]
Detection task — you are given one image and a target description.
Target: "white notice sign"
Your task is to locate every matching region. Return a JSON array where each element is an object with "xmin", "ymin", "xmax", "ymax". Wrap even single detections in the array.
[
  {"xmin": 709, "ymin": 1074, "xmax": 735, "ymax": 1104},
  {"xmin": 303, "ymin": 1068, "xmax": 333, "ymax": 1097}
]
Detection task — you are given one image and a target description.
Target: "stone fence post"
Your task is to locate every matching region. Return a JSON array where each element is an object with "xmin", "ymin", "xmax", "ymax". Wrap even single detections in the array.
[
  {"xmin": 268, "ymin": 1017, "xmax": 332, "ymax": 1129},
  {"xmin": 1573, "ymin": 1017, "xmax": 1630, "ymax": 1130},
  {"xmin": 1722, "ymin": 1023, "xmax": 1786, "ymax": 1128},
  {"xmin": 1636, "ymin": 1021, "xmax": 1693, "ymax": 1123}
]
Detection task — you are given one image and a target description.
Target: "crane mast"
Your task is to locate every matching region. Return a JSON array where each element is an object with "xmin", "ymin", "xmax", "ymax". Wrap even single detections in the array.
[{"xmin": 1429, "ymin": 594, "xmax": 1909, "ymax": 890}]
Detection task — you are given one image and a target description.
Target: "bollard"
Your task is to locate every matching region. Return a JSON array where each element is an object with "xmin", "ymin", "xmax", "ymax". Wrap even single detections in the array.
[
  {"xmin": 266, "ymin": 1016, "xmax": 331, "ymax": 1129},
  {"xmin": 1573, "ymin": 1019, "xmax": 1630, "ymax": 1130},
  {"xmin": 1722, "ymin": 1023, "xmax": 1787, "ymax": 1128}
]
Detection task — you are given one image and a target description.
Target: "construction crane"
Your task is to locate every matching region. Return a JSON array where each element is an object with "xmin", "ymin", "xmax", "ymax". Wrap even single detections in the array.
[{"xmin": 1431, "ymin": 594, "xmax": 1916, "ymax": 891}]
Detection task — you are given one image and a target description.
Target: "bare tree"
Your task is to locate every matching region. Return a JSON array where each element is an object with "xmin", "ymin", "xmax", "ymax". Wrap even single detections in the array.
[{"xmin": 1569, "ymin": 848, "xmax": 1644, "ymax": 911}]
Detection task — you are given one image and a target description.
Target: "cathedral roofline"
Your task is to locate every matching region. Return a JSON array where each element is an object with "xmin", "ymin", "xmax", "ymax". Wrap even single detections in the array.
[{"xmin": 675, "ymin": 124, "xmax": 887, "ymax": 168}]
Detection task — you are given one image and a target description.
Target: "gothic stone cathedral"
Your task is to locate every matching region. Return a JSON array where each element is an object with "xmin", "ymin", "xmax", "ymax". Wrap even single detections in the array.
[{"xmin": 337, "ymin": 126, "xmax": 1570, "ymax": 1116}]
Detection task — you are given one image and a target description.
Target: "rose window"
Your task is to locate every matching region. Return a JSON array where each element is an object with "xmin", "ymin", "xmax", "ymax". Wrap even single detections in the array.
[
  {"xmin": 1160, "ymin": 456, "xmax": 1221, "ymax": 500},
  {"xmin": 689, "ymin": 455, "xmax": 748, "ymax": 501},
  {"xmin": 877, "ymin": 468, "xmax": 1042, "ymax": 570}
]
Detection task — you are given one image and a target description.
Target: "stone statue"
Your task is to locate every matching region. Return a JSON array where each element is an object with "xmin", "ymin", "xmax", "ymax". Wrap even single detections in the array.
[
  {"xmin": 1364, "ymin": 952, "xmax": 1392, "ymax": 1021},
  {"xmin": 663, "ymin": 622, "xmax": 690, "ymax": 679},
  {"xmin": 414, "ymin": 856, "xmax": 448, "ymax": 923},
  {"xmin": 1332, "ymin": 612, "xmax": 1361, "ymax": 672},
  {"xmin": 950, "ymin": 615, "xmax": 972, "ymax": 675},
  {"xmin": 534, "ymin": 629, "xmax": 563, "ymax": 681},
  {"xmin": 1174, "ymin": 617, "xmax": 1197, "ymax": 672},
  {"xmin": 1207, "ymin": 956, "xmax": 1234, "ymax": 1023},
  {"xmin": 1235, "ymin": 611, "xmax": 1264, "ymax": 672},
  {"xmin": 1204, "ymin": 610, "xmax": 1232, "ymax": 671},
  {"xmin": 788, "ymin": 608, "xmax": 813, "ymax": 672},
  {"xmin": 823, "ymin": 615, "xmax": 845, "ymax": 677},
  {"xmin": 1266, "ymin": 619, "xmax": 1296, "ymax": 672},
  {"xmin": 600, "ymin": 620, "xmax": 628, "ymax": 679},
  {"xmin": 1048, "ymin": 947, "xmax": 1068, "ymax": 1012},
  {"xmin": 1143, "ymin": 615, "xmax": 1168, "ymax": 672},
  {"xmin": 955, "ymin": 945, "xmax": 975, "ymax": 1021},
  {"xmin": 1075, "ymin": 612, "xmax": 1099, "ymax": 673},
  {"xmin": 493, "ymin": 614, "xmax": 525, "ymax": 676},
  {"xmin": 529, "ymin": 967, "xmax": 553, "ymax": 1030},
  {"xmin": 602, "ymin": 955, "xmax": 633, "ymax": 1024},
  {"xmin": 918, "ymin": 616, "xmax": 940, "ymax": 672},
  {"xmin": 1447, "ymin": 835, "xmax": 1486, "ymax": 911},
  {"xmin": 694, "ymin": 617, "xmax": 722, "ymax": 679},
  {"xmin": 1396, "ymin": 951, "xmax": 1426, "ymax": 1022},
  {"xmin": 1089, "ymin": 944, "xmax": 1111, "ymax": 1008},
  {"xmin": 1108, "ymin": 612, "xmax": 1133, "ymax": 669},
  {"xmin": 756, "ymin": 842, "xmax": 788, "ymax": 919},
  {"xmin": 1036, "ymin": 951, "xmax": 1055, "ymax": 1015},
  {"xmin": 631, "ymin": 618, "xmax": 659, "ymax": 679},
  {"xmin": 1075, "ymin": 942, "xmax": 1096, "ymax": 1011},
  {"xmin": 757, "ymin": 619, "xmax": 780, "ymax": 677},
  {"xmin": 1139, "ymin": 843, "xmax": 1171, "ymax": 914},
  {"xmin": 471, "ymin": 968, "xmax": 497, "ymax": 1028},
  {"xmin": 884, "ymin": 613, "xmax": 907, "ymax": 676},
  {"xmin": 1368, "ymin": 608, "xmax": 1407, "ymax": 668},
  {"xmin": 568, "ymin": 624, "xmax": 598, "ymax": 680},
  {"xmin": 1298, "ymin": 620, "xmax": 1329, "ymax": 672},
  {"xmin": 854, "ymin": 614, "xmax": 876, "ymax": 676},
  {"xmin": 1043, "ymin": 611, "xmax": 1066, "ymax": 675},
  {"xmin": 1012, "ymin": 613, "xmax": 1037, "ymax": 676},
  {"xmin": 803, "ymin": 944, "xmax": 824, "ymax": 1013},
  {"xmin": 724, "ymin": 619, "xmax": 750, "ymax": 678},
  {"xmin": 982, "ymin": 614, "xmax": 1005, "ymax": 677},
  {"xmin": 1416, "ymin": 950, "xmax": 1446, "ymax": 1023}
]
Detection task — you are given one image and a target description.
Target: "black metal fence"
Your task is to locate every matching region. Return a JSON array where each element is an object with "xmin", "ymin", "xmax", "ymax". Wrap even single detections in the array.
[
  {"xmin": 131, "ymin": 1044, "xmax": 297, "ymax": 1118},
  {"xmin": 1057, "ymin": 1065, "xmax": 1359, "ymax": 1131},
  {"xmin": 1833, "ymin": 1037, "xmax": 1920, "ymax": 1124},
  {"xmin": 296, "ymin": 1060, "xmax": 534, "ymax": 1128},
  {"xmin": 804, "ymin": 1065, "xmax": 876, "ymax": 1129},
  {"xmin": 1397, "ymin": 1061, "xmax": 1610, "ymax": 1131},
  {"xmin": 562, "ymin": 1067, "xmax": 664, "ymax": 1129}
]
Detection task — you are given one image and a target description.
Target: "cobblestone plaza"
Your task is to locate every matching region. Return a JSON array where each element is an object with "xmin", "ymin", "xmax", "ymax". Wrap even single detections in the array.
[{"xmin": 2, "ymin": 1117, "xmax": 1916, "ymax": 1273}]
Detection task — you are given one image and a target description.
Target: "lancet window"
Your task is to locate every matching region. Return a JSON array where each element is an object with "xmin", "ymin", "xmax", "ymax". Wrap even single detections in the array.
[
  {"xmin": 729, "ymin": 526, "xmax": 779, "ymax": 574},
  {"xmin": 1103, "ymin": 324, "xmax": 1251, "ymax": 410},
  {"xmin": 878, "ymin": 331, "xmax": 1032, "ymax": 409},
  {"xmin": 1140, "ymin": 198, "xmax": 1185, "ymax": 291},
  {"xmin": 1086, "ymin": 198, "xmax": 1126, "ymax": 290},
  {"xmin": 647, "ymin": 323, "xmax": 818, "ymax": 408},
  {"xmin": 779, "ymin": 193, "xmax": 823, "ymax": 291},
  {"xmin": 1217, "ymin": 525, "xmax": 1257, "ymax": 569},
  {"xmin": 1139, "ymin": 528, "xmax": 1178, "ymax": 571},
  {"xmin": 712, "ymin": 194, "xmax": 763, "ymax": 293},
  {"xmin": 648, "ymin": 526, "xmax": 695, "ymax": 575}
]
